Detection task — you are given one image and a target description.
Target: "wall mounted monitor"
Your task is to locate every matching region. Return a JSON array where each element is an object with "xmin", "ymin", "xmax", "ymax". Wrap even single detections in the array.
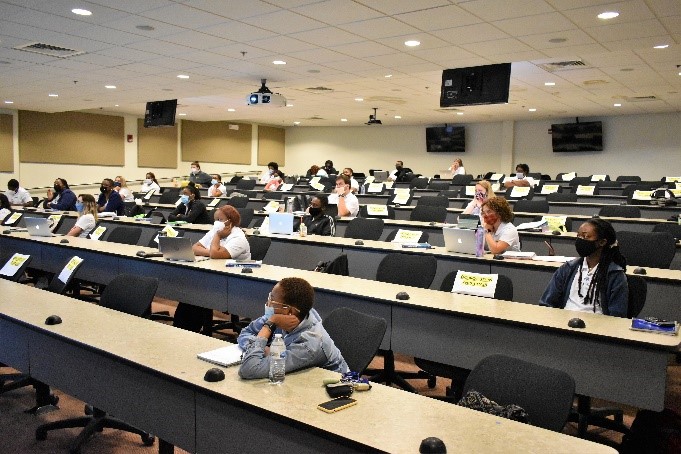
[
  {"xmin": 426, "ymin": 125, "xmax": 465, "ymax": 153},
  {"xmin": 144, "ymin": 99, "xmax": 177, "ymax": 128},
  {"xmin": 440, "ymin": 63, "xmax": 511, "ymax": 107},
  {"xmin": 551, "ymin": 121, "xmax": 603, "ymax": 152}
]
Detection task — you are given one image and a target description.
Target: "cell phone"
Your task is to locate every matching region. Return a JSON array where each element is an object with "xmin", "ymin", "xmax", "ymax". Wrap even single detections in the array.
[
  {"xmin": 644, "ymin": 317, "xmax": 676, "ymax": 328},
  {"xmin": 317, "ymin": 397, "xmax": 357, "ymax": 413}
]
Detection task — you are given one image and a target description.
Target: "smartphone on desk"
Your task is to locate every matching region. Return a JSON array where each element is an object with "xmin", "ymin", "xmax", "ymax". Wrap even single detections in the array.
[{"xmin": 317, "ymin": 397, "xmax": 357, "ymax": 413}]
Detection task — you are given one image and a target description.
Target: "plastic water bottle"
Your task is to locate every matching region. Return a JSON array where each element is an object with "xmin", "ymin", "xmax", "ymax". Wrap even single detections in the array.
[
  {"xmin": 286, "ymin": 197, "xmax": 293, "ymax": 213},
  {"xmin": 299, "ymin": 217, "xmax": 307, "ymax": 237},
  {"xmin": 475, "ymin": 226, "xmax": 485, "ymax": 257},
  {"xmin": 269, "ymin": 334, "xmax": 286, "ymax": 384}
]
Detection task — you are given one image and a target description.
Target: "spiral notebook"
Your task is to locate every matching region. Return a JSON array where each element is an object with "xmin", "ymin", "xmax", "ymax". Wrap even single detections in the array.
[{"xmin": 197, "ymin": 343, "xmax": 244, "ymax": 367}]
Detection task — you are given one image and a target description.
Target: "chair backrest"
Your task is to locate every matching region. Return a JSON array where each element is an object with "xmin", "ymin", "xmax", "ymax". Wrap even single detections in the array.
[
  {"xmin": 247, "ymin": 235, "xmax": 271, "ymax": 261},
  {"xmin": 463, "ymin": 354, "xmax": 575, "ymax": 432},
  {"xmin": 595, "ymin": 180, "xmax": 620, "ymax": 189},
  {"xmin": 322, "ymin": 307, "xmax": 387, "ymax": 374},
  {"xmin": 652, "ymin": 223, "xmax": 681, "ymax": 240},
  {"xmin": 384, "ymin": 229, "xmax": 429, "ymax": 244},
  {"xmin": 105, "ymin": 226, "xmax": 143, "ymax": 246},
  {"xmin": 618, "ymin": 230, "xmax": 676, "ymax": 268},
  {"xmin": 0, "ymin": 253, "xmax": 32, "ymax": 282},
  {"xmin": 47, "ymin": 256, "xmax": 84, "ymax": 294},
  {"xmin": 261, "ymin": 192, "xmax": 283, "ymax": 200},
  {"xmin": 98, "ymin": 274, "xmax": 159, "ymax": 318},
  {"xmin": 409, "ymin": 205, "xmax": 447, "ymax": 223},
  {"xmin": 225, "ymin": 196, "xmax": 248, "ymax": 208},
  {"xmin": 616, "ymin": 175, "xmax": 642, "ymax": 182},
  {"xmin": 229, "ymin": 175, "xmax": 243, "ymax": 184},
  {"xmin": 158, "ymin": 188, "xmax": 181, "ymax": 204},
  {"xmin": 235, "ymin": 178, "xmax": 257, "ymax": 190},
  {"xmin": 627, "ymin": 275, "xmax": 647, "ymax": 318},
  {"xmin": 344, "ymin": 217, "xmax": 384, "ymax": 241},
  {"xmin": 359, "ymin": 205, "xmax": 395, "ymax": 219},
  {"xmin": 376, "ymin": 252, "xmax": 437, "ymax": 289},
  {"xmin": 417, "ymin": 196, "xmax": 449, "ymax": 207},
  {"xmin": 452, "ymin": 174, "xmax": 473, "ymax": 186},
  {"xmin": 409, "ymin": 177, "xmax": 429, "ymax": 189},
  {"xmin": 427, "ymin": 180, "xmax": 450, "ymax": 191},
  {"xmin": 439, "ymin": 189, "xmax": 460, "ymax": 198},
  {"xmin": 514, "ymin": 199, "xmax": 549, "ymax": 214},
  {"xmin": 236, "ymin": 208, "xmax": 254, "ymax": 228},
  {"xmin": 568, "ymin": 176, "xmax": 592, "ymax": 187},
  {"xmin": 439, "ymin": 271, "xmax": 513, "ymax": 301},
  {"xmin": 598, "ymin": 205, "xmax": 641, "ymax": 218},
  {"xmin": 146, "ymin": 210, "xmax": 167, "ymax": 224},
  {"xmin": 546, "ymin": 192, "xmax": 578, "ymax": 202}
]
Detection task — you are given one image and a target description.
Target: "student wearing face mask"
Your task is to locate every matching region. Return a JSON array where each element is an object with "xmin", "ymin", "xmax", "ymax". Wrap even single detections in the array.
[
  {"xmin": 259, "ymin": 162, "xmax": 279, "ymax": 183},
  {"xmin": 388, "ymin": 160, "xmax": 413, "ymax": 182},
  {"xmin": 140, "ymin": 172, "xmax": 161, "ymax": 193},
  {"xmin": 207, "ymin": 174, "xmax": 226, "ymax": 197},
  {"xmin": 238, "ymin": 277, "xmax": 348, "ymax": 379},
  {"xmin": 328, "ymin": 175, "xmax": 359, "ymax": 217},
  {"xmin": 168, "ymin": 183, "xmax": 211, "ymax": 224},
  {"xmin": 45, "ymin": 178, "xmax": 77, "ymax": 211},
  {"xmin": 539, "ymin": 219, "xmax": 628, "ymax": 317},
  {"xmin": 67, "ymin": 194, "xmax": 98, "ymax": 238},
  {"xmin": 263, "ymin": 170, "xmax": 284, "ymax": 192},
  {"xmin": 188, "ymin": 161, "xmax": 212, "ymax": 187},
  {"xmin": 97, "ymin": 178, "xmax": 125, "ymax": 215},
  {"xmin": 462, "ymin": 180, "xmax": 495, "ymax": 216},
  {"xmin": 173, "ymin": 205, "xmax": 250, "ymax": 333},
  {"xmin": 5, "ymin": 179, "xmax": 33, "ymax": 207},
  {"xmin": 342, "ymin": 168, "xmax": 360, "ymax": 193},
  {"xmin": 113, "ymin": 175, "xmax": 134, "ymax": 202},
  {"xmin": 480, "ymin": 197, "xmax": 520, "ymax": 254},
  {"xmin": 296, "ymin": 195, "xmax": 335, "ymax": 236}
]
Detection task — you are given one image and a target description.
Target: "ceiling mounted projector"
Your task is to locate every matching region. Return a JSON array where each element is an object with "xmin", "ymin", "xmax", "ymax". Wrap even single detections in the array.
[
  {"xmin": 247, "ymin": 78, "xmax": 287, "ymax": 107},
  {"xmin": 366, "ymin": 107, "xmax": 382, "ymax": 125}
]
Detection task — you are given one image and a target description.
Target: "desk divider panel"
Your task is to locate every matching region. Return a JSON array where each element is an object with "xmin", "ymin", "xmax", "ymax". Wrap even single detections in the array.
[
  {"xmin": 0, "ymin": 318, "xmax": 31, "ymax": 372},
  {"xmin": 264, "ymin": 240, "xmax": 340, "ymax": 271},
  {"xmin": 490, "ymin": 263, "xmax": 555, "ymax": 305}
]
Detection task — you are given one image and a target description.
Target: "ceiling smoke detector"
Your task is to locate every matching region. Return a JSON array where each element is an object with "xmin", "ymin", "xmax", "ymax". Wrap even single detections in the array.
[{"xmin": 366, "ymin": 107, "xmax": 382, "ymax": 125}]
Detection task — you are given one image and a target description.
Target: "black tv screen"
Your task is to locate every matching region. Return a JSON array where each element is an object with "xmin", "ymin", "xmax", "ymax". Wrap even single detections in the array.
[
  {"xmin": 426, "ymin": 125, "xmax": 465, "ymax": 152},
  {"xmin": 440, "ymin": 63, "xmax": 511, "ymax": 107},
  {"xmin": 144, "ymin": 99, "xmax": 177, "ymax": 127},
  {"xmin": 551, "ymin": 121, "xmax": 603, "ymax": 152}
]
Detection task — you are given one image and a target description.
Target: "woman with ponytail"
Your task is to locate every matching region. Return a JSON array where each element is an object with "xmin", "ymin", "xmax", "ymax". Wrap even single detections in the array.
[{"xmin": 539, "ymin": 218, "xmax": 628, "ymax": 317}]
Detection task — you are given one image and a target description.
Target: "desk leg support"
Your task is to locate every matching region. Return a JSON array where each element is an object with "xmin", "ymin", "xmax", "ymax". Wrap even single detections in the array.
[{"xmin": 159, "ymin": 438, "xmax": 174, "ymax": 454}]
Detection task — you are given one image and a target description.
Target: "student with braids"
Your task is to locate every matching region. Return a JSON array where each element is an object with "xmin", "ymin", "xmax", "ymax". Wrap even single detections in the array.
[{"xmin": 539, "ymin": 218, "xmax": 628, "ymax": 317}]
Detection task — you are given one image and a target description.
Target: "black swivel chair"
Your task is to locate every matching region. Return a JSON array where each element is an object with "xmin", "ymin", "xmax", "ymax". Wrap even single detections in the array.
[
  {"xmin": 322, "ymin": 307, "xmax": 387, "ymax": 374},
  {"xmin": 36, "ymin": 274, "xmax": 159, "ymax": 453},
  {"xmin": 237, "ymin": 208, "xmax": 254, "ymax": 229},
  {"xmin": 46, "ymin": 256, "xmax": 85, "ymax": 295},
  {"xmin": 409, "ymin": 177, "xmax": 429, "ymax": 189},
  {"xmin": 146, "ymin": 210, "xmax": 166, "ymax": 224},
  {"xmin": 366, "ymin": 253, "xmax": 437, "ymax": 392},
  {"xmin": 410, "ymin": 205, "xmax": 447, "ymax": 223},
  {"xmin": 598, "ymin": 205, "xmax": 641, "ymax": 218},
  {"xmin": 652, "ymin": 223, "xmax": 681, "ymax": 240},
  {"xmin": 104, "ymin": 226, "xmax": 143, "ymax": 246},
  {"xmin": 514, "ymin": 199, "xmax": 549, "ymax": 214},
  {"xmin": 261, "ymin": 192, "xmax": 283, "ymax": 201},
  {"xmin": 235, "ymin": 178, "xmax": 257, "ymax": 190},
  {"xmin": 616, "ymin": 175, "xmax": 642, "ymax": 182},
  {"xmin": 546, "ymin": 192, "xmax": 578, "ymax": 202},
  {"xmin": 618, "ymin": 231, "xmax": 676, "ymax": 268},
  {"xmin": 427, "ymin": 180, "xmax": 450, "ymax": 191},
  {"xmin": 452, "ymin": 174, "xmax": 473, "ymax": 186},
  {"xmin": 157, "ymin": 189, "xmax": 181, "ymax": 205},
  {"xmin": 225, "ymin": 196, "xmax": 249, "ymax": 209},
  {"xmin": 439, "ymin": 189, "xmax": 460, "ymax": 198},
  {"xmin": 462, "ymin": 354, "xmax": 576, "ymax": 432},
  {"xmin": 417, "ymin": 196, "xmax": 449, "ymax": 207},
  {"xmin": 344, "ymin": 218, "xmax": 384, "ymax": 241}
]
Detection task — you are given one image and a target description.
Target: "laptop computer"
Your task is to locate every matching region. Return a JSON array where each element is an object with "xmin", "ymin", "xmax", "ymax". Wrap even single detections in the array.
[
  {"xmin": 457, "ymin": 214, "xmax": 480, "ymax": 230},
  {"xmin": 269, "ymin": 212, "xmax": 294, "ymax": 235},
  {"xmin": 443, "ymin": 227, "xmax": 478, "ymax": 255},
  {"xmin": 25, "ymin": 217, "xmax": 55, "ymax": 237},
  {"xmin": 373, "ymin": 171, "xmax": 389, "ymax": 183},
  {"xmin": 158, "ymin": 236, "xmax": 208, "ymax": 262}
]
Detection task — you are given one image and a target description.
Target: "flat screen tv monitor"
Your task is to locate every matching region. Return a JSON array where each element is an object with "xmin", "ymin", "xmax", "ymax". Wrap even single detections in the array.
[
  {"xmin": 440, "ymin": 63, "xmax": 511, "ymax": 107},
  {"xmin": 551, "ymin": 121, "xmax": 603, "ymax": 152},
  {"xmin": 426, "ymin": 125, "xmax": 465, "ymax": 153},
  {"xmin": 144, "ymin": 99, "xmax": 177, "ymax": 127}
]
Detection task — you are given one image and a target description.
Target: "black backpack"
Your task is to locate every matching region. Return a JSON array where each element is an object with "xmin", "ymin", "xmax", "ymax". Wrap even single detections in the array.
[
  {"xmin": 314, "ymin": 254, "xmax": 349, "ymax": 276},
  {"xmin": 620, "ymin": 409, "xmax": 681, "ymax": 454}
]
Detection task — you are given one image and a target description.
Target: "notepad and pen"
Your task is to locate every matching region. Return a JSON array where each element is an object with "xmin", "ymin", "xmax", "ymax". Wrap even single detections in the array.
[
  {"xmin": 225, "ymin": 259, "xmax": 262, "ymax": 268},
  {"xmin": 197, "ymin": 343, "xmax": 244, "ymax": 367},
  {"xmin": 631, "ymin": 318, "xmax": 679, "ymax": 336}
]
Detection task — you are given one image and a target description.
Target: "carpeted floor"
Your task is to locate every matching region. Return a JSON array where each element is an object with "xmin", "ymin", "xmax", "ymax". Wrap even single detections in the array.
[{"xmin": 2, "ymin": 299, "xmax": 679, "ymax": 453}]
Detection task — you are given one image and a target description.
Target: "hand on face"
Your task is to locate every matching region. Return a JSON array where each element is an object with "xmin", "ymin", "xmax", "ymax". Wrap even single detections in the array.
[
  {"xmin": 216, "ymin": 221, "xmax": 233, "ymax": 238},
  {"xmin": 269, "ymin": 313, "xmax": 300, "ymax": 332}
]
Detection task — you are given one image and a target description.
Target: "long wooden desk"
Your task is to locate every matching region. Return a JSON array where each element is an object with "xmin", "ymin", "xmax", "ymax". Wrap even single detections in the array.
[
  {"xmin": 0, "ymin": 233, "xmax": 678, "ymax": 413},
  {"xmin": 2, "ymin": 281, "xmax": 615, "ymax": 453}
]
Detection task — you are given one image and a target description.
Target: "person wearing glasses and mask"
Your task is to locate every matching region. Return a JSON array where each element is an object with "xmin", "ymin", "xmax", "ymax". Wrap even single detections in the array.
[
  {"xmin": 462, "ymin": 180, "xmax": 495, "ymax": 216},
  {"xmin": 45, "ymin": 178, "xmax": 77, "ymax": 211},
  {"xmin": 295, "ymin": 195, "xmax": 335, "ymax": 236},
  {"xmin": 480, "ymin": 197, "xmax": 520, "ymax": 254},
  {"xmin": 540, "ymin": 218, "xmax": 628, "ymax": 317},
  {"xmin": 97, "ymin": 178, "xmax": 125, "ymax": 215},
  {"xmin": 328, "ymin": 175, "xmax": 359, "ymax": 217},
  {"xmin": 168, "ymin": 183, "xmax": 211, "ymax": 224},
  {"xmin": 238, "ymin": 277, "xmax": 348, "ymax": 379},
  {"xmin": 5, "ymin": 179, "xmax": 33, "ymax": 207},
  {"xmin": 173, "ymin": 205, "xmax": 250, "ymax": 333}
]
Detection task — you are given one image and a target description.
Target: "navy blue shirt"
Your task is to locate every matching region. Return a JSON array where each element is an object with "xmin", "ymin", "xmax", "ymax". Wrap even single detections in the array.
[{"xmin": 97, "ymin": 190, "xmax": 125, "ymax": 215}]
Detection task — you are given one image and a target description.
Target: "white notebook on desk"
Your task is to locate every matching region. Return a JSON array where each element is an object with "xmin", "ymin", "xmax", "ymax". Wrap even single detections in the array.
[{"xmin": 197, "ymin": 343, "xmax": 244, "ymax": 367}]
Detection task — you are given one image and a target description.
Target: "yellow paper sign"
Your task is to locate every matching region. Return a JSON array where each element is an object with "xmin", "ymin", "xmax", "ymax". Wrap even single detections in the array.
[
  {"xmin": 392, "ymin": 229, "xmax": 423, "ymax": 243},
  {"xmin": 510, "ymin": 186, "xmax": 530, "ymax": 198},
  {"xmin": 451, "ymin": 271, "xmax": 498, "ymax": 298},
  {"xmin": 3, "ymin": 212, "xmax": 22, "ymax": 225},
  {"xmin": 575, "ymin": 185, "xmax": 595, "ymax": 195},
  {"xmin": 0, "ymin": 253, "xmax": 30, "ymax": 277},
  {"xmin": 367, "ymin": 182, "xmax": 384, "ymax": 193},
  {"xmin": 591, "ymin": 175, "xmax": 607, "ymax": 182},
  {"xmin": 48, "ymin": 214, "xmax": 61, "ymax": 228},
  {"xmin": 465, "ymin": 185, "xmax": 476, "ymax": 196},
  {"xmin": 632, "ymin": 190, "xmax": 652, "ymax": 201},
  {"xmin": 665, "ymin": 176, "xmax": 681, "ymax": 182},
  {"xmin": 542, "ymin": 215, "xmax": 567, "ymax": 232},
  {"xmin": 561, "ymin": 172, "xmax": 576, "ymax": 181},
  {"xmin": 392, "ymin": 193, "xmax": 410, "ymax": 205},
  {"xmin": 90, "ymin": 226, "xmax": 106, "ymax": 241},
  {"xmin": 309, "ymin": 176, "xmax": 321, "ymax": 186},
  {"xmin": 367, "ymin": 205, "xmax": 389, "ymax": 216},
  {"xmin": 161, "ymin": 225, "xmax": 179, "ymax": 237},
  {"xmin": 383, "ymin": 180, "xmax": 394, "ymax": 189},
  {"xmin": 541, "ymin": 184, "xmax": 560, "ymax": 194},
  {"xmin": 490, "ymin": 173, "xmax": 504, "ymax": 181},
  {"xmin": 143, "ymin": 189, "xmax": 155, "ymax": 200},
  {"xmin": 364, "ymin": 176, "xmax": 375, "ymax": 185},
  {"xmin": 57, "ymin": 256, "xmax": 83, "ymax": 284}
]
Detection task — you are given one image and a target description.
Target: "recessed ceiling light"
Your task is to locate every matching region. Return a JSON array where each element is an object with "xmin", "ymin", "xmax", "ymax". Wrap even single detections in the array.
[
  {"xmin": 293, "ymin": 121, "xmax": 301, "ymax": 125},
  {"xmin": 227, "ymin": 108, "xmax": 235, "ymax": 112},
  {"xmin": 598, "ymin": 11, "xmax": 619, "ymax": 20},
  {"xmin": 404, "ymin": 40, "xmax": 420, "ymax": 47},
  {"xmin": 286, "ymin": 104, "xmax": 293, "ymax": 107},
  {"xmin": 544, "ymin": 82, "xmax": 556, "ymax": 86},
  {"xmin": 177, "ymin": 74, "xmax": 189, "ymax": 79},
  {"xmin": 136, "ymin": 25, "xmax": 155, "ymax": 31},
  {"xmin": 272, "ymin": 60, "xmax": 286, "ymax": 65},
  {"xmin": 654, "ymin": 44, "xmax": 669, "ymax": 49},
  {"xmin": 72, "ymin": 8, "xmax": 92, "ymax": 16},
  {"xmin": 114, "ymin": 104, "xmax": 119, "ymax": 107},
  {"xmin": 4, "ymin": 100, "xmax": 13, "ymax": 104},
  {"xmin": 385, "ymin": 74, "xmax": 392, "ymax": 78},
  {"xmin": 105, "ymin": 85, "xmax": 116, "ymax": 89},
  {"xmin": 394, "ymin": 115, "xmax": 401, "ymax": 119},
  {"xmin": 48, "ymin": 93, "xmax": 58, "ymax": 97},
  {"xmin": 528, "ymin": 108, "xmax": 537, "ymax": 112},
  {"xmin": 178, "ymin": 113, "xmax": 187, "ymax": 116},
  {"xmin": 341, "ymin": 118, "xmax": 348, "ymax": 122},
  {"xmin": 614, "ymin": 103, "xmax": 622, "ymax": 107},
  {"xmin": 456, "ymin": 112, "xmax": 464, "ymax": 115},
  {"xmin": 354, "ymin": 97, "xmax": 363, "ymax": 102}
]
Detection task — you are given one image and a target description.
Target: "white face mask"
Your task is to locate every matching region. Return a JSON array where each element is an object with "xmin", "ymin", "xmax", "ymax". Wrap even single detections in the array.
[
  {"xmin": 191, "ymin": 167, "xmax": 199, "ymax": 174},
  {"xmin": 144, "ymin": 178, "xmax": 152, "ymax": 185},
  {"xmin": 213, "ymin": 220, "xmax": 225, "ymax": 231}
]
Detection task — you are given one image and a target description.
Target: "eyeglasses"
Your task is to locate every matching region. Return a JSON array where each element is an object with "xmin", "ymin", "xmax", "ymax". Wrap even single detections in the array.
[{"xmin": 266, "ymin": 293, "xmax": 299, "ymax": 313}]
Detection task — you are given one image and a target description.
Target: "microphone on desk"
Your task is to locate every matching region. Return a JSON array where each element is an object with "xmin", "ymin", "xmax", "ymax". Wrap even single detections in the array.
[{"xmin": 419, "ymin": 437, "xmax": 446, "ymax": 453}]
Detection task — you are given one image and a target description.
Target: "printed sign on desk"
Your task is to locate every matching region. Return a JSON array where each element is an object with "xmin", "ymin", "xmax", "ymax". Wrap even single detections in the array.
[
  {"xmin": 0, "ymin": 253, "xmax": 30, "ymax": 277},
  {"xmin": 57, "ymin": 256, "xmax": 83, "ymax": 284},
  {"xmin": 510, "ymin": 186, "xmax": 530, "ymax": 198},
  {"xmin": 451, "ymin": 271, "xmax": 498, "ymax": 298},
  {"xmin": 465, "ymin": 185, "xmax": 476, "ymax": 196},
  {"xmin": 542, "ymin": 215, "xmax": 568, "ymax": 232},
  {"xmin": 143, "ymin": 189, "xmax": 155, "ymax": 200},
  {"xmin": 162, "ymin": 225, "xmax": 179, "ymax": 237},
  {"xmin": 310, "ymin": 182, "xmax": 325, "ymax": 191},
  {"xmin": 309, "ymin": 177, "xmax": 321, "ymax": 186},
  {"xmin": 575, "ymin": 185, "xmax": 596, "ymax": 196},
  {"xmin": 263, "ymin": 200, "xmax": 281, "ymax": 213},
  {"xmin": 490, "ymin": 173, "xmax": 504, "ymax": 181},
  {"xmin": 391, "ymin": 229, "xmax": 423, "ymax": 243},
  {"xmin": 280, "ymin": 183, "xmax": 294, "ymax": 192},
  {"xmin": 48, "ymin": 214, "xmax": 62, "ymax": 230},
  {"xmin": 632, "ymin": 190, "xmax": 652, "ymax": 201},
  {"xmin": 665, "ymin": 176, "xmax": 681, "ymax": 183},
  {"xmin": 3, "ymin": 212, "xmax": 22, "ymax": 225},
  {"xmin": 366, "ymin": 205, "xmax": 389, "ymax": 217},
  {"xmin": 367, "ymin": 182, "xmax": 384, "ymax": 193},
  {"xmin": 208, "ymin": 198, "xmax": 220, "ymax": 207},
  {"xmin": 383, "ymin": 180, "xmax": 394, "ymax": 189},
  {"xmin": 392, "ymin": 193, "xmax": 410, "ymax": 205},
  {"xmin": 89, "ymin": 226, "xmax": 106, "ymax": 241},
  {"xmin": 591, "ymin": 175, "xmax": 607, "ymax": 182},
  {"xmin": 541, "ymin": 184, "xmax": 560, "ymax": 194},
  {"xmin": 561, "ymin": 172, "xmax": 576, "ymax": 181}
]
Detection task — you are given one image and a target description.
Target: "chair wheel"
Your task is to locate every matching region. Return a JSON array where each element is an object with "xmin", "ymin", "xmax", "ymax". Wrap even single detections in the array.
[
  {"xmin": 84, "ymin": 404, "xmax": 93, "ymax": 415},
  {"xmin": 49, "ymin": 394, "xmax": 59, "ymax": 406},
  {"xmin": 142, "ymin": 433, "xmax": 156, "ymax": 446},
  {"xmin": 36, "ymin": 428, "xmax": 47, "ymax": 441},
  {"xmin": 427, "ymin": 376, "xmax": 437, "ymax": 388}
]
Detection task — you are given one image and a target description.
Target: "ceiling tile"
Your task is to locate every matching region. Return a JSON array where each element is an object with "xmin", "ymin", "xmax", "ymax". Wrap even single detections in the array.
[
  {"xmin": 292, "ymin": 0, "xmax": 383, "ymax": 25},
  {"xmin": 431, "ymin": 23, "xmax": 511, "ymax": 45},
  {"xmin": 199, "ymin": 20, "xmax": 277, "ymax": 42},
  {"xmin": 241, "ymin": 10, "xmax": 326, "ymax": 34},
  {"xmin": 458, "ymin": 0, "xmax": 556, "ymax": 22},
  {"xmin": 493, "ymin": 12, "xmax": 577, "ymax": 37},
  {"xmin": 338, "ymin": 17, "xmax": 420, "ymax": 39},
  {"xmin": 353, "ymin": 0, "xmax": 450, "ymax": 15},
  {"xmin": 395, "ymin": 5, "xmax": 482, "ymax": 31}
]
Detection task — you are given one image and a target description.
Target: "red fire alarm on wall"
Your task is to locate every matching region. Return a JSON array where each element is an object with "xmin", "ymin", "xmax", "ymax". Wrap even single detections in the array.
[{"xmin": 127, "ymin": 134, "xmax": 133, "ymax": 143}]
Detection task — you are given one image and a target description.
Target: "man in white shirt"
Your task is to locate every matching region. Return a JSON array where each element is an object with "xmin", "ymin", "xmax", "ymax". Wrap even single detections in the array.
[
  {"xmin": 5, "ymin": 179, "xmax": 33, "ymax": 207},
  {"xmin": 328, "ymin": 175, "xmax": 359, "ymax": 217},
  {"xmin": 342, "ymin": 167, "xmax": 360, "ymax": 193},
  {"xmin": 503, "ymin": 163, "xmax": 537, "ymax": 188}
]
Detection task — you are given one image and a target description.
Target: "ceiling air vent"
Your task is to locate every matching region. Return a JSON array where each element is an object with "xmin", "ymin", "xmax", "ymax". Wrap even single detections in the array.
[
  {"xmin": 304, "ymin": 116, "xmax": 324, "ymax": 120},
  {"xmin": 13, "ymin": 42, "xmax": 84, "ymax": 58},
  {"xmin": 304, "ymin": 86, "xmax": 334, "ymax": 93},
  {"xmin": 624, "ymin": 95, "xmax": 658, "ymax": 102},
  {"xmin": 537, "ymin": 59, "xmax": 587, "ymax": 72}
]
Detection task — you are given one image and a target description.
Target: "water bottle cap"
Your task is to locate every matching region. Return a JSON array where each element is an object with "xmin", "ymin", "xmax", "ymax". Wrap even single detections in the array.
[{"xmin": 274, "ymin": 333, "xmax": 283, "ymax": 338}]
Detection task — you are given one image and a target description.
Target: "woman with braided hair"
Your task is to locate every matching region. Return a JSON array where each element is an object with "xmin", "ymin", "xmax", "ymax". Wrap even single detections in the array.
[{"xmin": 539, "ymin": 218, "xmax": 628, "ymax": 317}]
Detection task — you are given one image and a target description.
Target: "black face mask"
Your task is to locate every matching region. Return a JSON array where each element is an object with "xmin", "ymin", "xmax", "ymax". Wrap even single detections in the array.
[
  {"xmin": 396, "ymin": 165, "xmax": 403, "ymax": 171},
  {"xmin": 100, "ymin": 186, "xmax": 107, "ymax": 193},
  {"xmin": 53, "ymin": 185, "xmax": 61, "ymax": 193},
  {"xmin": 575, "ymin": 238, "xmax": 599, "ymax": 257},
  {"xmin": 309, "ymin": 207, "xmax": 321, "ymax": 217}
]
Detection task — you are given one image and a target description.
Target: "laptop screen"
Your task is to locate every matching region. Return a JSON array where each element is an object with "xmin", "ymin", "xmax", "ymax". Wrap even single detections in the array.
[
  {"xmin": 268, "ymin": 212, "xmax": 294, "ymax": 235},
  {"xmin": 457, "ymin": 214, "xmax": 480, "ymax": 230}
]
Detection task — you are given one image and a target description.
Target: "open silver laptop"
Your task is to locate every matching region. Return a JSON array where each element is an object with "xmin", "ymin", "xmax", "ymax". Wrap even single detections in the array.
[
  {"xmin": 443, "ymin": 227, "xmax": 478, "ymax": 255},
  {"xmin": 269, "ymin": 212, "xmax": 294, "ymax": 235},
  {"xmin": 373, "ymin": 170, "xmax": 389, "ymax": 182},
  {"xmin": 159, "ymin": 236, "xmax": 208, "ymax": 262},
  {"xmin": 25, "ymin": 217, "xmax": 55, "ymax": 237}
]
